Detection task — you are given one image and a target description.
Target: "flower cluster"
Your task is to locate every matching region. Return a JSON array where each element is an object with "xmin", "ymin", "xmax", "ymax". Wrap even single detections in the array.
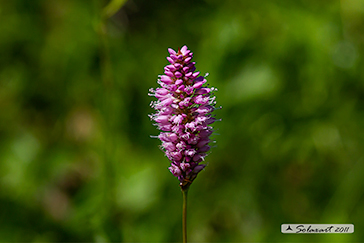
[{"xmin": 149, "ymin": 45, "xmax": 219, "ymax": 190}]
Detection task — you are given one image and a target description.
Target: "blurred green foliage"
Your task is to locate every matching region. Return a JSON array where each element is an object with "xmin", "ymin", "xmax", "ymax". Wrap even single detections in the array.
[{"xmin": 0, "ymin": 0, "xmax": 364, "ymax": 242}]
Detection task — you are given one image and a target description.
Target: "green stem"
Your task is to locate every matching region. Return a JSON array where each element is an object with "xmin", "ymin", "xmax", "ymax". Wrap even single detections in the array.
[{"xmin": 182, "ymin": 188, "xmax": 188, "ymax": 243}]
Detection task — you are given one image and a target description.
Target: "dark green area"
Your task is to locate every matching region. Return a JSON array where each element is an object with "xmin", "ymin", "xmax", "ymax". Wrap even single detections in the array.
[{"xmin": 0, "ymin": 0, "xmax": 363, "ymax": 242}]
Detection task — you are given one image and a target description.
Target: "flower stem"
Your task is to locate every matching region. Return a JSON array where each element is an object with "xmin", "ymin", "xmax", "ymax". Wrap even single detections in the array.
[{"xmin": 182, "ymin": 188, "xmax": 188, "ymax": 243}]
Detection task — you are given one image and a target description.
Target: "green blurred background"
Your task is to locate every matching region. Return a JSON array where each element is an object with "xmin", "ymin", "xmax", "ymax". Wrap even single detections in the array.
[{"xmin": 1, "ymin": 0, "xmax": 364, "ymax": 242}]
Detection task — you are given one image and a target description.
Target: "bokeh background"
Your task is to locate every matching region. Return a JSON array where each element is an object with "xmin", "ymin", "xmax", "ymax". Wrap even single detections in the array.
[{"xmin": 1, "ymin": 0, "xmax": 364, "ymax": 242}]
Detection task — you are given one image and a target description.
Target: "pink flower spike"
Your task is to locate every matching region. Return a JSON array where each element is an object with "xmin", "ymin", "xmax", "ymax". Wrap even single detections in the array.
[{"xmin": 149, "ymin": 45, "xmax": 220, "ymax": 188}]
